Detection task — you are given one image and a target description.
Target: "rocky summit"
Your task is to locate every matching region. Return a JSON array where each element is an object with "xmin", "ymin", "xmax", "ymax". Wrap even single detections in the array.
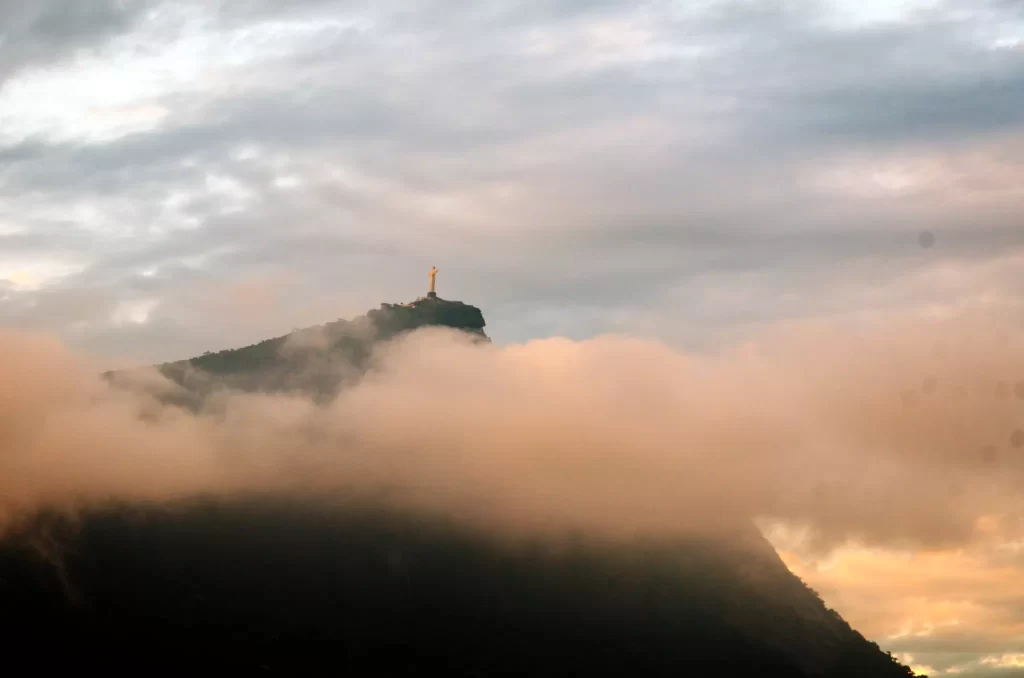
[{"xmin": 370, "ymin": 295, "xmax": 488, "ymax": 340}]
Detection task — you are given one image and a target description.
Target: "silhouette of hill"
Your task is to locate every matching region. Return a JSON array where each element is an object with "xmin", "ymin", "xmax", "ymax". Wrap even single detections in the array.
[
  {"xmin": 7, "ymin": 296, "xmax": 921, "ymax": 676},
  {"xmin": 107, "ymin": 294, "xmax": 488, "ymax": 404},
  {"xmin": 3, "ymin": 497, "xmax": 919, "ymax": 675}
]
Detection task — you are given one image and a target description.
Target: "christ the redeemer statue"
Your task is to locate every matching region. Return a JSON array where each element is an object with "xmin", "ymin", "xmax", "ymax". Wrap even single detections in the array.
[{"xmin": 428, "ymin": 266, "xmax": 438, "ymax": 297}]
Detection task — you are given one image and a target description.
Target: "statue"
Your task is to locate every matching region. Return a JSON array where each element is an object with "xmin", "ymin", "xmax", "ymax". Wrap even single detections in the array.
[{"xmin": 428, "ymin": 266, "xmax": 438, "ymax": 297}]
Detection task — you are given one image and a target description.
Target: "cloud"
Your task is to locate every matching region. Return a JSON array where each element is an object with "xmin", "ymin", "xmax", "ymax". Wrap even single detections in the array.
[
  {"xmin": 3, "ymin": 310, "xmax": 1024, "ymax": 553},
  {"xmin": 0, "ymin": 1, "xmax": 1022, "ymax": 362},
  {"xmin": 0, "ymin": 1, "xmax": 160, "ymax": 83},
  {"xmin": 777, "ymin": 530, "xmax": 1024, "ymax": 676}
]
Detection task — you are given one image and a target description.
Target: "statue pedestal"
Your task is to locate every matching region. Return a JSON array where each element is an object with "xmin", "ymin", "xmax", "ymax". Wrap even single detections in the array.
[{"xmin": 427, "ymin": 291, "xmax": 437, "ymax": 298}]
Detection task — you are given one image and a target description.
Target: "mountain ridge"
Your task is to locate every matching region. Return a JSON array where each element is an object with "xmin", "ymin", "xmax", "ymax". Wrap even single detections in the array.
[
  {"xmin": 106, "ymin": 294, "xmax": 488, "ymax": 404},
  {"xmin": 16, "ymin": 295, "xmax": 921, "ymax": 676}
]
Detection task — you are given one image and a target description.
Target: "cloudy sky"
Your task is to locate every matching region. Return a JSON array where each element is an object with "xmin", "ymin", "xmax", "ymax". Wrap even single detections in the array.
[{"xmin": 2, "ymin": 0, "xmax": 1024, "ymax": 674}]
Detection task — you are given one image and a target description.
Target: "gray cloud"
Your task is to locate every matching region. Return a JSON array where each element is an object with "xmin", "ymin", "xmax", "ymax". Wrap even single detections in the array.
[
  {"xmin": 0, "ymin": 0, "xmax": 159, "ymax": 82},
  {"xmin": 0, "ymin": 0, "xmax": 1022, "ymax": 362}
]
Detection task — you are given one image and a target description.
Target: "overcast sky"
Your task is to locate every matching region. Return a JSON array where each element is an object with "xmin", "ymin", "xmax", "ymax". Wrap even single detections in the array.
[
  {"xmin": 2, "ymin": 1, "xmax": 1024, "ymax": 674},
  {"xmin": 2, "ymin": 0, "xmax": 1022, "ymax": 363}
]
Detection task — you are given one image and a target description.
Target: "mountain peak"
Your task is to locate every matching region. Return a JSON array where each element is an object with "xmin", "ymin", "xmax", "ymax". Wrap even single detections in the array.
[
  {"xmin": 110, "ymin": 294, "xmax": 490, "ymax": 405},
  {"xmin": 370, "ymin": 294, "xmax": 487, "ymax": 340}
]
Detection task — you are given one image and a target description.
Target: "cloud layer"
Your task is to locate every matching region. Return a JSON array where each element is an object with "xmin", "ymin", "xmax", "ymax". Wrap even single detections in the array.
[
  {"xmin": 2, "ymin": 0, "xmax": 1023, "ymax": 360},
  {"xmin": 4, "ymin": 313, "xmax": 1024, "ymax": 550}
]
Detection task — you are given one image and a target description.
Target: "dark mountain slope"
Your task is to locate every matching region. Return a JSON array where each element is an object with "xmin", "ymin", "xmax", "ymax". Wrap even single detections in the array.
[{"xmin": 2, "ymin": 497, "xmax": 916, "ymax": 676}]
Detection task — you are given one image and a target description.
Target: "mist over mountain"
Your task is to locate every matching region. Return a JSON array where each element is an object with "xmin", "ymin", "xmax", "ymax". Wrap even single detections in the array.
[{"xmin": 2, "ymin": 294, "xmax": 930, "ymax": 675}]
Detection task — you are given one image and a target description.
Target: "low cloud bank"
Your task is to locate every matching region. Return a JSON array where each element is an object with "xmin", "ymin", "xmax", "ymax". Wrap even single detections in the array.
[{"xmin": 2, "ymin": 313, "xmax": 1023, "ymax": 549}]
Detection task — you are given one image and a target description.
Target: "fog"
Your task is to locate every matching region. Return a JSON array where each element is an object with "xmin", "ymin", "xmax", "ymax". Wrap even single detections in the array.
[{"xmin": 2, "ymin": 312, "xmax": 1023, "ymax": 551}]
